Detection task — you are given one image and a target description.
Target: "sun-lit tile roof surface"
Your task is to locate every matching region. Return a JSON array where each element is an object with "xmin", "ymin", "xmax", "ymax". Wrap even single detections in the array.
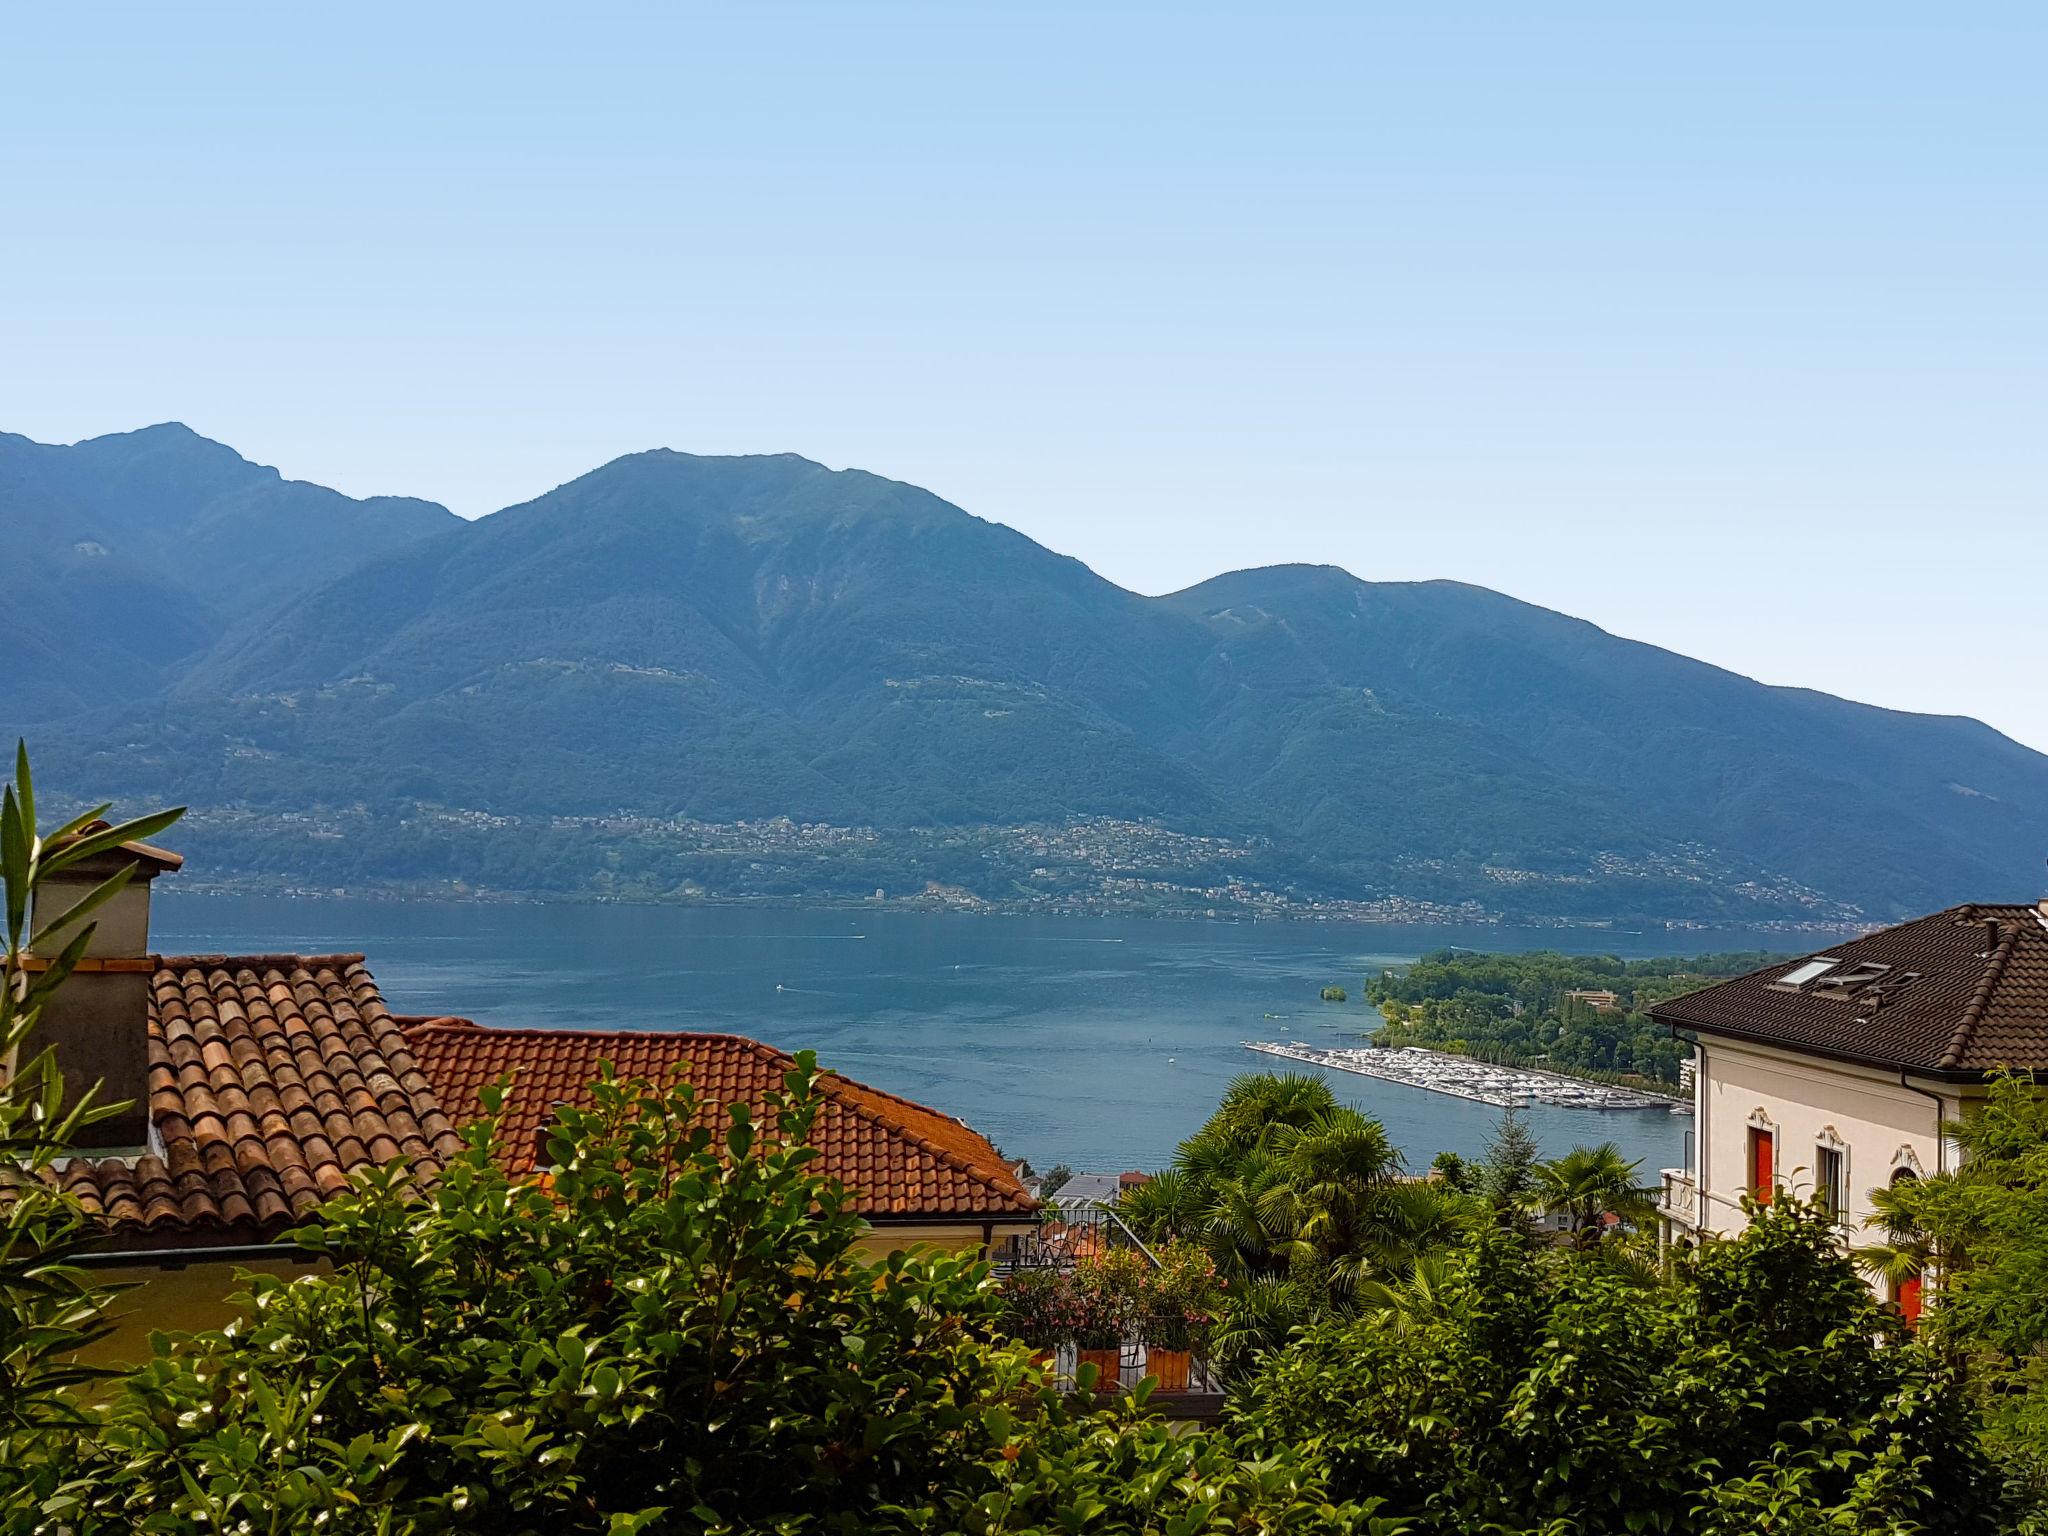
[
  {"xmin": 405, "ymin": 1021, "xmax": 1036, "ymax": 1219},
  {"xmin": 56, "ymin": 954, "xmax": 1032, "ymax": 1247},
  {"xmin": 58, "ymin": 955, "xmax": 460, "ymax": 1244},
  {"xmin": 1651, "ymin": 904, "xmax": 2048, "ymax": 1077}
]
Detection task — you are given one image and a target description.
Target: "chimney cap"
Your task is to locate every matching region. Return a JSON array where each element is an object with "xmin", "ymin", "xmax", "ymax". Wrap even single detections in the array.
[{"xmin": 48, "ymin": 819, "xmax": 184, "ymax": 874}]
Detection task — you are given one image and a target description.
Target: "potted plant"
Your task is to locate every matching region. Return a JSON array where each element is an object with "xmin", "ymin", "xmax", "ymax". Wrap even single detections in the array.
[
  {"xmin": 1070, "ymin": 1248, "xmax": 1144, "ymax": 1391},
  {"xmin": 1139, "ymin": 1241, "xmax": 1218, "ymax": 1392},
  {"xmin": 997, "ymin": 1266, "xmax": 1068, "ymax": 1368}
]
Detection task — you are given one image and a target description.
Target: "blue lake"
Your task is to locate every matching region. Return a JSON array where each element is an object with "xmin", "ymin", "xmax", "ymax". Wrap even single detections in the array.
[{"xmin": 152, "ymin": 895, "xmax": 1764, "ymax": 1178}]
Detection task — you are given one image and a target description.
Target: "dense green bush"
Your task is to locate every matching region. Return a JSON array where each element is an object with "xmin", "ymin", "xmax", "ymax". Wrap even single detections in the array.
[
  {"xmin": 9, "ymin": 1061, "xmax": 1390, "ymax": 1535},
  {"xmin": 1231, "ymin": 1198, "xmax": 2019, "ymax": 1535},
  {"xmin": 1868, "ymin": 1072, "xmax": 2048, "ymax": 1505}
]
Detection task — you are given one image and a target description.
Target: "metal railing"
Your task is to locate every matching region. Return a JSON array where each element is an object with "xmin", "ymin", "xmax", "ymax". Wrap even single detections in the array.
[{"xmin": 990, "ymin": 1200, "xmax": 1158, "ymax": 1276}]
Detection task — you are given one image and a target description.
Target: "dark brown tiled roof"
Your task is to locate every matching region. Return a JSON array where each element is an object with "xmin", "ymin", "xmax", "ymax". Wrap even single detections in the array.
[
  {"xmin": 58, "ymin": 956, "xmax": 462, "ymax": 1246},
  {"xmin": 405, "ymin": 1022, "xmax": 1037, "ymax": 1220},
  {"xmin": 1651, "ymin": 904, "xmax": 2048, "ymax": 1078}
]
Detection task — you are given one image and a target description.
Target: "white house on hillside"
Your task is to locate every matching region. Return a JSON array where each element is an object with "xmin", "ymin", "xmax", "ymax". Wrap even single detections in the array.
[{"xmin": 1648, "ymin": 901, "xmax": 2048, "ymax": 1321}]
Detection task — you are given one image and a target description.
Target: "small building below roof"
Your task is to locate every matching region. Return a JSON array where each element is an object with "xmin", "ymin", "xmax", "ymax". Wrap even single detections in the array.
[
  {"xmin": 1564, "ymin": 988, "xmax": 1623, "ymax": 1013},
  {"xmin": 1045, "ymin": 1171, "xmax": 1142, "ymax": 1211}
]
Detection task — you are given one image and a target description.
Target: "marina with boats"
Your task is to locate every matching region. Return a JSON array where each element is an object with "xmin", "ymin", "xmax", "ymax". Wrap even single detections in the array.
[{"xmin": 1245, "ymin": 1040, "xmax": 1690, "ymax": 1113}]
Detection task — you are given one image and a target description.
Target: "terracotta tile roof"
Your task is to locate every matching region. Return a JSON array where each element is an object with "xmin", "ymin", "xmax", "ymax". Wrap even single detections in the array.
[
  {"xmin": 57, "ymin": 955, "xmax": 462, "ymax": 1246},
  {"xmin": 1651, "ymin": 904, "xmax": 2048, "ymax": 1078},
  {"xmin": 404, "ymin": 1022, "xmax": 1038, "ymax": 1220},
  {"xmin": 55, "ymin": 955, "xmax": 1033, "ymax": 1248}
]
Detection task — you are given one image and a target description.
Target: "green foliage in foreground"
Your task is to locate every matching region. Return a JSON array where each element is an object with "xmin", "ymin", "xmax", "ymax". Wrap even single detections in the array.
[
  {"xmin": 1232, "ymin": 1198, "xmax": 2022, "ymax": 1535},
  {"xmin": 1868, "ymin": 1073, "xmax": 2048, "ymax": 1505},
  {"xmin": 1119, "ymin": 1074, "xmax": 1471, "ymax": 1373},
  {"xmin": 6, "ymin": 1062, "xmax": 1389, "ymax": 1536},
  {"xmin": 1364, "ymin": 948, "xmax": 1786, "ymax": 1086},
  {"xmin": 1, "ymin": 744, "xmax": 183, "ymax": 1441}
]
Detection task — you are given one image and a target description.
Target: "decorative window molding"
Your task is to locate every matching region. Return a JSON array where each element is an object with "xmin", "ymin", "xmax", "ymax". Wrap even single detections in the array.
[
  {"xmin": 1816, "ymin": 1123, "xmax": 1846, "ymax": 1151},
  {"xmin": 1890, "ymin": 1144, "xmax": 1926, "ymax": 1179},
  {"xmin": 1744, "ymin": 1110, "xmax": 1780, "ymax": 1202}
]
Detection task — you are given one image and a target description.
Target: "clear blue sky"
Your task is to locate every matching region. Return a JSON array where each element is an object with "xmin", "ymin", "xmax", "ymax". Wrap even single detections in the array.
[{"xmin": 5, "ymin": 5, "xmax": 2043, "ymax": 748}]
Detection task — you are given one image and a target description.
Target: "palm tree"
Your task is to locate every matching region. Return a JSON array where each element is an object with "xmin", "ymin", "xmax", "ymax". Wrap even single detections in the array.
[
  {"xmin": 1857, "ymin": 1174, "xmax": 1936, "ymax": 1300},
  {"xmin": 1185, "ymin": 1072, "xmax": 1337, "ymax": 1166},
  {"xmin": 1116, "ymin": 1168, "xmax": 1204, "ymax": 1246},
  {"xmin": 1139, "ymin": 1071, "xmax": 1485, "ymax": 1370},
  {"xmin": 1203, "ymin": 1273, "xmax": 1315, "ymax": 1380},
  {"xmin": 1356, "ymin": 1253, "xmax": 1458, "ymax": 1336},
  {"xmin": 1530, "ymin": 1142, "xmax": 1658, "ymax": 1243}
]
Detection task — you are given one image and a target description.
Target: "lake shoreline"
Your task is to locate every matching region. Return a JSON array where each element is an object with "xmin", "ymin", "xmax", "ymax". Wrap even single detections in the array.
[{"xmin": 165, "ymin": 879, "xmax": 1867, "ymax": 939}]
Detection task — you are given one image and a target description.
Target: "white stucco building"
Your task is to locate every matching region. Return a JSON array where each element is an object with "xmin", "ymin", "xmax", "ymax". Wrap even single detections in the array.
[{"xmin": 1649, "ymin": 901, "xmax": 2048, "ymax": 1321}]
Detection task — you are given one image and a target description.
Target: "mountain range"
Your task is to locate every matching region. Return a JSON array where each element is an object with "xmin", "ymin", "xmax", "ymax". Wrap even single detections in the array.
[{"xmin": 8, "ymin": 423, "xmax": 2045, "ymax": 926}]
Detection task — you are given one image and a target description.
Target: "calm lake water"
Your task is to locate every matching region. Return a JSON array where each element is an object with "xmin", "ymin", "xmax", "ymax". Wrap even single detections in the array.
[{"xmin": 152, "ymin": 895, "xmax": 1777, "ymax": 1178}]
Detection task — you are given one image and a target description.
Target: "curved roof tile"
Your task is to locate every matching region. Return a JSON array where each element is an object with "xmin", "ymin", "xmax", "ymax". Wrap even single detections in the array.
[{"xmin": 61, "ymin": 954, "xmax": 1034, "ymax": 1248}]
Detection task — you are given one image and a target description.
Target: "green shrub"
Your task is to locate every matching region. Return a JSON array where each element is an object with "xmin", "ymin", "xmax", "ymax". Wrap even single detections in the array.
[
  {"xmin": 995, "ymin": 1267, "xmax": 1071, "ymax": 1353},
  {"xmin": 1231, "ymin": 1199, "xmax": 2019, "ymax": 1535},
  {"xmin": 16, "ymin": 1059, "xmax": 1388, "ymax": 1535}
]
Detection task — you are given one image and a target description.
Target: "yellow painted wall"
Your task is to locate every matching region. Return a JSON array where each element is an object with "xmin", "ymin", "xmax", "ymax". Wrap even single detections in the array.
[
  {"xmin": 852, "ymin": 1221, "xmax": 1036, "ymax": 1260},
  {"xmin": 79, "ymin": 1255, "xmax": 332, "ymax": 1369},
  {"xmin": 84, "ymin": 1222, "xmax": 1033, "ymax": 1366}
]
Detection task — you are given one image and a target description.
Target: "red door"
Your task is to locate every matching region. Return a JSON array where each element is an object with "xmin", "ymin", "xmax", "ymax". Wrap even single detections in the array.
[
  {"xmin": 1749, "ymin": 1128, "xmax": 1775, "ymax": 1204},
  {"xmin": 1897, "ymin": 1272, "xmax": 1924, "ymax": 1327}
]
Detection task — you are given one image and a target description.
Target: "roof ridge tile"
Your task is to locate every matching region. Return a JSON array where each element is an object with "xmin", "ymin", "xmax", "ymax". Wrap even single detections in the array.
[{"xmin": 1941, "ymin": 916, "xmax": 2028, "ymax": 1071}]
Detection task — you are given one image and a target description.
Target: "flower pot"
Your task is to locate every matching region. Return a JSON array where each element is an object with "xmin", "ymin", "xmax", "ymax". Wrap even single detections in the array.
[
  {"xmin": 1075, "ymin": 1346, "xmax": 1122, "ymax": 1389},
  {"xmin": 1146, "ymin": 1347, "xmax": 1191, "ymax": 1391}
]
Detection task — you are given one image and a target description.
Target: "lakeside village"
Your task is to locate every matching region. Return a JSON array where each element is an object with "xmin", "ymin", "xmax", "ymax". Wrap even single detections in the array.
[
  {"xmin": 11, "ymin": 765, "xmax": 2048, "ymax": 1529},
  {"xmin": 174, "ymin": 803, "xmax": 1867, "ymax": 931}
]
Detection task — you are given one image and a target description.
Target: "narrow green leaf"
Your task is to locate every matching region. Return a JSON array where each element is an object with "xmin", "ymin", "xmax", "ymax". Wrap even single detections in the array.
[
  {"xmin": 2, "ymin": 785, "xmax": 29, "ymax": 944},
  {"xmin": 39, "ymin": 807, "xmax": 185, "ymax": 877},
  {"xmin": 14, "ymin": 740, "xmax": 33, "ymax": 847}
]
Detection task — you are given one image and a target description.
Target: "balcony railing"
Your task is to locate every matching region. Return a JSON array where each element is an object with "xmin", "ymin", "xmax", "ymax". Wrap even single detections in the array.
[
  {"xmin": 991, "ymin": 1200, "xmax": 1159, "ymax": 1276},
  {"xmin": 992, "ymin": 1200, "xmax": 1226, "ymax": 1418},
  {"xmin": 1659, "ymin": 1167, "xmax": 1700, "ymax": 1231}
]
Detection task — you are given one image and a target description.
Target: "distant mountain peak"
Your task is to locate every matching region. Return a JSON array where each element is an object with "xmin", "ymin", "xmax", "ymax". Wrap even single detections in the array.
[{"xmin": 82, "ymin": 419, "xmax": 249, "ymax": 454}]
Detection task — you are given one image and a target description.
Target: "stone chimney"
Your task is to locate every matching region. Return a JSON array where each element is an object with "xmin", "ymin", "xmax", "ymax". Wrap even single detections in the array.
[{"xmin": 23, "ymin": 825, "xmax": 182, "ymax": 1152}]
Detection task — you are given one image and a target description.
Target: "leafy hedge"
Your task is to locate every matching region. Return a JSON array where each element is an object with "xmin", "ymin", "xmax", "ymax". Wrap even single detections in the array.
[{"xmin": 6, "ymin": 1061, "xmax": 1393, "ymax": 1536}]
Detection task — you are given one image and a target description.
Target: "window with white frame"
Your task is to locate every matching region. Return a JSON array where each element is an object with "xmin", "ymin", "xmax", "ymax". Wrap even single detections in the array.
[{"xmin": 1815, "ymin": 1142, "xmax": 1847, "ymax": 1221}]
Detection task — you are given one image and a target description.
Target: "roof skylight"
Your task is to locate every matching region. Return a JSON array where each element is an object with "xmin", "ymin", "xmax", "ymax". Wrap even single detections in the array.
[
  {"xmin": 1773, "ymin": 957, "xmax": 1840, "ymax": 989},
  {"xmin": 1814, "ymin": 960, "xmax": 1899, "ymax": 998}
]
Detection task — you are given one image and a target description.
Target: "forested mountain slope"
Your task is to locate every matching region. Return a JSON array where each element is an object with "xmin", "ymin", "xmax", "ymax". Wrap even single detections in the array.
[{"xmin": 10, "ymin": 430, "xmax": 2044, "ymax": 921}]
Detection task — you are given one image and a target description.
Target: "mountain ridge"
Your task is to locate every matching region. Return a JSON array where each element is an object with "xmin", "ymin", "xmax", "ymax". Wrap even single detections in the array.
[{"xmin": 7, "ymin": 425, "xmax": 2045, "ymax": 924}]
